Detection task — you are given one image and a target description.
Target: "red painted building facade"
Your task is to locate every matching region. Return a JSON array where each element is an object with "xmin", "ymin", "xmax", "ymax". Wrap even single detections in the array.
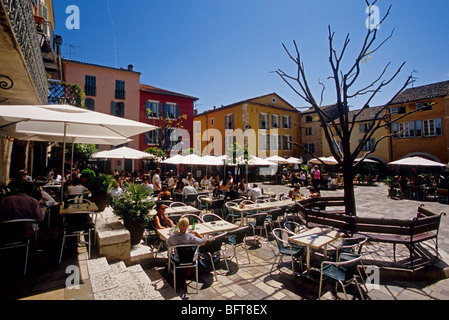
[{"xmin": 139, "ymin": 84, "xmax": 198, "ymax": 154}]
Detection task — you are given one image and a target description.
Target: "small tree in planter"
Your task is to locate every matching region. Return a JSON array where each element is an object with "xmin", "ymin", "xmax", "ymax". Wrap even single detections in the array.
[
  {"xmin": 111, "ymin": 183, "xmax": 155, "ymax": 245},
  {"xmin": 81, "ymin": 169, "xmax": 113, "ymax": 211}
]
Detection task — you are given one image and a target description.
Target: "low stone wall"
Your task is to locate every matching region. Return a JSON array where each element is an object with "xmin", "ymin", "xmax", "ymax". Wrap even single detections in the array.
[
  {"xmin": 95, "ymin": 207, "xmax": 131, "ymax": 265},
  {"xmin": 94, "ymin": 206, "xmax": 153, "ymax": 266}
]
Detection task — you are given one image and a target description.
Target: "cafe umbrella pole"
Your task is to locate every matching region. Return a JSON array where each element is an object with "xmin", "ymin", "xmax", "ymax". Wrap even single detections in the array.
[{"xmin": 61, "ymin": 122, "xmax": 67, "ymax": 204}]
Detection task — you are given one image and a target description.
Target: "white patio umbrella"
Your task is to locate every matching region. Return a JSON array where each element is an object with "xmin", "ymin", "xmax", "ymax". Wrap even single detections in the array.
[
  {"xmin": 248, "ymin": 156, "xmax": 275, "ymax": 166},
  {"xmin": 161, "ymin": 154, "xmax": 184, "ymax": 164},
  {"xmin": 354, "ymin": 157, "xmax": 377, "ymax": 164},
  {"xmin": 201, "ymin": 155, "xmax": 225, "ymax": 166},
  {"xmin": 91, "ymin": 146, "xmax": 159, "ymax": 172},
  {"xmin": 389, "ymin": 156, "xmax": 446, "ymax": 167},
  {"xmin": 91, "ymin": 146, "xmax": 158, "ymax": 160},
  {"xmin": 0, "ymin": 104, "xmax": 159, "ymax": 202},
  {"xmin": 266, "ymin": 155, "xmax": 289, "ymax": 164},
  {"xmin": 286, "ymin": 157, "xmax": 303, "ymax": 164},
  {"xmin": 309, "ymin": 156, "xmax": 339, "ymax": 166}
]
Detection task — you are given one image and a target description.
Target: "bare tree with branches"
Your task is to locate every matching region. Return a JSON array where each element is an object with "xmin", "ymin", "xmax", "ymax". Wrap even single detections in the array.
[{"xmin": 274, "ymin": 1, "xmax": 419, "ymax": 215}]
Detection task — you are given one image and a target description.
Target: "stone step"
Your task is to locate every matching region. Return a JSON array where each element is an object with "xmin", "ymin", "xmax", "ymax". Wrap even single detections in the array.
[{"xmin": 86, "ymin": 257, "xmax": 178, "ymax": 300}]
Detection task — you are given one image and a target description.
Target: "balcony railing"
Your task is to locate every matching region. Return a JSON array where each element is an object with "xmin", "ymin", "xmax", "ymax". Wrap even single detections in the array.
[
  {"xmin": 48, "ymin": 80, "xmax": 83, "ymax": 107},
  {"xmin": 2, "ymin": 0, "xmax": 48, "ymax": 104}
]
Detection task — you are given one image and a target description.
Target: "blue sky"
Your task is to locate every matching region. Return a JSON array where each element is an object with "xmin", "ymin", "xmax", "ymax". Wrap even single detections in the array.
[{"xmin": 53, "ymin": 1, "xmax": 449, "ymax": 113}]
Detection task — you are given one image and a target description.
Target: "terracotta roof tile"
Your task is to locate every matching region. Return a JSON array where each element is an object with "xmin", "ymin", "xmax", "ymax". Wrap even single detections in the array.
[{"xmin": 391, "ymin": 80, "xmax": 449, "ymax": 105}]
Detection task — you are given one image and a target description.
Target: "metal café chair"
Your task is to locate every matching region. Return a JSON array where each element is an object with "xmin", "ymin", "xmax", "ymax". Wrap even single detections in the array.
[
  {"xmin": 202, "ymin": 213, "xmax": 224, "ymax": 222},
  {"xmin": 317, "ymin": 252, "xmax": 365, "ymax": 300},
  {"xmin": 270, "ymin": 228, "xmax": 304, "ymax": 279},
  {"xmin": 184, "ymin": 194, "xmax": 198, "ymax": 207},
  {"xmin": 168, "ymin": 244, "xmax": 201, "ymax": 293},
  {"xmin": 199, "ymin": 232, "xmax": 229, "ymax": 280},
  {"xmin": 170, "ymin": 202, "xmax": 186, "ymax": 208},
  {"xmin": 0, "ymin": 219, "xmax": 38, "ymax": 274},
  {"xmin": 224, "ymin": 201, "xmax": 240, "ymax": 224},
  {"xmin": 181, "ymin": 214, "xmax": 204, "ymax": 225},
  {"xmin": 59, "ymin": 199, "xmax": 95, "ymax": 264},
  {"xmin": 284, "ymin": 221, "xmax": 307, "ymax": 235},
  {"xmin": 246, "ymin": 212, "xmax": 270, "ymax": 245},
  {"xmin": 224, "ymin": 226, "xmax": 251, "ymax": 266},
  {"xmin": 197, "ymin": 195, "xmax": 209, "ymax": 212}
]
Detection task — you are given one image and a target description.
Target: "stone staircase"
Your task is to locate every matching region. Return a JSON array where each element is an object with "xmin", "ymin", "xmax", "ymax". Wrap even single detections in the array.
[
  {"xmin": 85, "ymin": 206, "xmax": 181, "ymax": 300},
  {"xmin": 86, "ymin": 257, "xmax": 180, "ymax": 300}
]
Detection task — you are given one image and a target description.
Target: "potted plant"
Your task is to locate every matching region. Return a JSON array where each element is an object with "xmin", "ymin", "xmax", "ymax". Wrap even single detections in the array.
[
  {"xmin": 88, "ymin": 173, "xmax": 113, "ymax": 211},
  {"xmin": 111, "ymin": 183, "xmax": 155, "ymax": 245}
]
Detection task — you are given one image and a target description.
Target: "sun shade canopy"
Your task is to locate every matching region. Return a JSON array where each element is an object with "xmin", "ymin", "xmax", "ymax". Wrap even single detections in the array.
[{"xmin": 0, "ymin": 104, "xmax": 158, "ymax": 146}]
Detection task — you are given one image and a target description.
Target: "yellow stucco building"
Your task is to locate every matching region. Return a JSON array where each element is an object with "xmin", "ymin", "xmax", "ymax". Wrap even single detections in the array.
[
  {"xmin": 194, "ymin": 93, "xmax": 301, "ymax": 159},
  {"xmin": 322, "ymin": 105, "xmax": 390, "ymax": 164}
]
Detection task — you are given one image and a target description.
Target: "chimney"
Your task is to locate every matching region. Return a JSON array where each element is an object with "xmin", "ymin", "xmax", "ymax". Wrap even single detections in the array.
[{"xmin": 128, "ymin": 64, "xmax": 134, "ymax": 71}]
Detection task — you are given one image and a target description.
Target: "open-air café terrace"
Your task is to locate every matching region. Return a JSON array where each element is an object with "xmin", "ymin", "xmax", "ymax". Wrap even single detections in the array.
[{"xmin": 1, "ymin": 179, "xmax": 449, "ymax": 303}]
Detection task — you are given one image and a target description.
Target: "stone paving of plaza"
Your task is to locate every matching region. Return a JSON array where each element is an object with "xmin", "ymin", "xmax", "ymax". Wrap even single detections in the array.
[{"xmin": 2, "ymin": 182, "xmax": 449, "ymax": 301}]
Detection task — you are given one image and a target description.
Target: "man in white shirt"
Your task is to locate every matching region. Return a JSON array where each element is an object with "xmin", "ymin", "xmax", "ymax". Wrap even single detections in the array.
[
  {"xmin": 152, "ymin": 169, "xmax": 162, "ymax": 193},
  {"xmin": 248, "ymin": 183, "xmax": 263, "ymax": 201},
  {"xmin": 181, "ymin": 183, "xmax": 198, "ymax": 197}
]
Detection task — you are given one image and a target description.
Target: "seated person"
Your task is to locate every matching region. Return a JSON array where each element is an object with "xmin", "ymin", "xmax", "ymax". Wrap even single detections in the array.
[
  {"xmin": 30, "ymin": 185, "xmax": 56, "ymax": 207},
  {"xmin": 174, "ymin": 181, "xmax": 184, "ymax": 194},
  {"xmin": 67, "ymin": 177, "xmax": 89, "ymax": 196},
  {"xmin": 248, "ymin": 184, "xmax": 263, "ymax": 202},
  {"xmin": 168, "ymin": 176, "xmax": 177, "ymax": 192},
  {"xmin": 227, "ymin": 183, "xmax": 239, "ymax": 200},
  {"xmin": 181, "ymin": 183, "xmax": 198, "ymax": 197},
  {"xmin": 200, "ymin": 175, "xmax": 211, "ymax": 190},
  {"xmin": 0, "ymin": 182, "xmax": 45, "ymax": 237},
  {"xmin": 288, "ymin": 186, "xmax": 301, "ymax": 200},
  {"xmin": 158, "ymin": 185, "xmax": 172, "ymax": 201},
  {"xmin": 108, "ymin": 179, "xmax": 123, "ymax": 197},
  {"xmin": 238, "ymin": 182, "xmax": 247, "ymax": 196},
  {"xmin": 165, "ymin": 217, "xmax": 206, "ymax": 261},
  {"xmin": 153, "ymin": 202, "xmax": 174, "ymax": 229},
  {"xmin": 142, "ymin": 179, "xmax": 153, "ymax": 193},
  {"xmin": 308, "ymin": 186, "xmax": 321, "ymax": 199},
  {"xmin": 212, "ymin": 185, "xmax": 225, "ymax": 199}
]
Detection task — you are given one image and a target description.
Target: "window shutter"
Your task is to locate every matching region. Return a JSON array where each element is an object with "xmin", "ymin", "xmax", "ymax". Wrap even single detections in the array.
[
  {"xmin": 145, "ymin": 101, "xmax": 150, "ymax": 117},
  {"xmin": 278, "ymin": 135, "xmax": 282, "ymax": 150},
  {"xmin": 266, "ymin": 115, "xmax": 270, "ymax": 130},
  {"xmin": 435, "ymin": 118, "xmax": 442, "ymax": 135},
  {"xmin": 175, "ymin": 105, "xmax": 180, "ymax": 119},
  {"xmin": 415, "ymin": 120, "xmax": 422, "ymax": 137},
  {"xmin": 231, "ymin": 114, "xmax": 234, "ymax": 129},
  {"xmin": 392, "ymin": 123, "xmax": 398, "ymax": 138},
  {"xmin": 259, "ymin": 114, "xmax": 262, "ymax": 129},
  {"xmin": 111, "ymin": 101, "xmax": 116, "ymax": 115},
  {"xmin": 409, "ymin": 121, "xmax": 415, "ymax": 137}
]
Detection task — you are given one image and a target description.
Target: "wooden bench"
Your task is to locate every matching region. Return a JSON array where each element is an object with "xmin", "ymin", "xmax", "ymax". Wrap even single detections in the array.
[
  {"xmin": 354, "ymin": 205, "xmax": 446, "ymax": 268},
  {"xmin": 297, "ymin": 198, "xmax": 446, "ymax": 269}
]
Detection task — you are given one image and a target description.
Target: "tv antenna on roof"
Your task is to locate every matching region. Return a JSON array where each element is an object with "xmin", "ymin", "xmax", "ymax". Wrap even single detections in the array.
[
  {"xmin": 64, "ymin": 43, "xmax": 83, "ymax": 59},
  {"xmin": 411, "ymin": 69, "xmax": 419, "ymax": 87}
]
